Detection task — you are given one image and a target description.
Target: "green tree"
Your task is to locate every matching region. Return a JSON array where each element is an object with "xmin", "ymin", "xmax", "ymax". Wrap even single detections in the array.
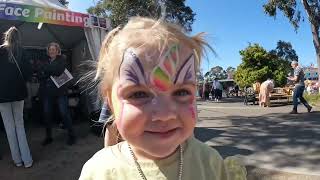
[
  {"xmin": 204, "ymin": 66, "xmax": 228, "ymax": 81},
  {"xmin": 270, "ymin": 40, "xmax": 299, "ymax": 62},
  {"xmin": 269, "ymin": 40, "xmax": 297, "ymax": 85},
  {"xmin": 234, "ymin": 44, "xmax": 273, "ymax": 88},
  {"xmin": 58, "ymin": 0, "xmax": 69, "ymax": 6},
  {"xmin": 87, "ymin": 0, "xmax": 195, "ymax": 31},
  {"xmin": 226, "ymin": 66, "xmax": 236, "ymax": 79},
  {"xmin": 263, "ymin": 0, "xmax": 320, "ymax": 81}
]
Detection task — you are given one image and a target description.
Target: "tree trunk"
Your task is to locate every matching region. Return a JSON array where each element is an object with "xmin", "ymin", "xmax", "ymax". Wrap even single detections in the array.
[
  {"xmin": 302, "ymin": 0, "xmax": 320, "ymax": 82},
  {"xmin": 310, "ymin": 23, "xmax": 320, "ymax": 83}
]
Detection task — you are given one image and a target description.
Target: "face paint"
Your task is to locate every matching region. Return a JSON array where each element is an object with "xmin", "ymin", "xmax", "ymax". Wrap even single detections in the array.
[
  {"xmin": 189, "ymin": 105, "xmax": 196, "ymax": 120},
  {"xmin": 112, "ymin": 45, "xmax": 198, "ymax": 160},
  {"xmin": 119, "ymin": 48, "xmax": 147, "ymax": 85},
  {"xmin": 151, "ymin": 44, "xmax": 180, "ymax": 91},
  {"xmin": 174, "ymin": 53, "xmax": 196, "ymax": 84}
]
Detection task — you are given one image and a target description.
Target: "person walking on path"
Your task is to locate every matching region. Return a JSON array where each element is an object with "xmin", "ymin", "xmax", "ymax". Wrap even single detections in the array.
[
  {"xmin": 38, "ymin": 42, "xmax": 76, "ymax": 146},
  {"xmin": 0, "ymin": 27, "xmax": 33, "ymax": 168},
  {"xmin": 287, "ymin": 61, "xmax": 312, "ymax": 114}
]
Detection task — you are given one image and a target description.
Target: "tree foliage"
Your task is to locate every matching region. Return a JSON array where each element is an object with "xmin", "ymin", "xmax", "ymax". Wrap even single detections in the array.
[
  {"xmin": 234, "ymin": 43, "xmax": 292, "ymax": 88},
  {"xmin": 58, "ymin": 0, "xmax": 69, "ymax": 6},
  {"xmin": 263, "ymin": 0, "xmax": 320, "ymax": 81},
  {"xmin": 87, "ymin": 0, "xmax": 195, "ymax": 32},
  {"xmin": 226, "ymin": 66, "xmax": 236, "ymax": 79},
  {"xmin": 270, "ymin": 40, "xmax": 299, "ymax": 62},
  {"xmin": 204, "ymin": 66, "xmax": 228, "ymax": 81}
]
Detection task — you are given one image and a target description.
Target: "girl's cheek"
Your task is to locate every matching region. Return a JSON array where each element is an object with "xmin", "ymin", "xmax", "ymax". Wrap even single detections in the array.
[
  {"xmin": 111, "ymin": 89, "xmax": 122, "ymax": 119},
  {"xmin": 189, "ymin": 97, "xmax": 196, "ymax": 121},
  {"xmin": 189, "ymin": 105, "xmax": 196, "ymax": 120}
]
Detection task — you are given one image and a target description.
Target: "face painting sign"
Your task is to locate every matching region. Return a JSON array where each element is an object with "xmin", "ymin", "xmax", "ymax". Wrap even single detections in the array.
[{"xmin": 0, "ymin": 2, "xmax": 109, "ymax": 28}]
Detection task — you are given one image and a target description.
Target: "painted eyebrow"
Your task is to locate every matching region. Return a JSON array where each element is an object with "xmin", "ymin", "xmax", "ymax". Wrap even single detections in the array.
[{"xmin": 174, "ymin": 53, "xmax": 194, "ymax": 84}]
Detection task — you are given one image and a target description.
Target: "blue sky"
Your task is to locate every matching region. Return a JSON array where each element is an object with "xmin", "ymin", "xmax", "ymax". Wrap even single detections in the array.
[{"xmin": 69, "ymin": 0, "xmax": 316, "ymax": 73}]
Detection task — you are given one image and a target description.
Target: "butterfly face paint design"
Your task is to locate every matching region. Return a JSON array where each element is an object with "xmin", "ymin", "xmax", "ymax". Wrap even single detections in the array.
[{"xmin": 119, "ymin": 45, "xmax": 196, "ymax": 89}]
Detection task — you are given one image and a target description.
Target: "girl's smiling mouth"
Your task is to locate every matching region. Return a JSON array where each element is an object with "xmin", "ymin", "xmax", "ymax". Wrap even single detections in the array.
[{"xmin": 145, "ymin": 128, "xmax": 180, "ymax": 138}]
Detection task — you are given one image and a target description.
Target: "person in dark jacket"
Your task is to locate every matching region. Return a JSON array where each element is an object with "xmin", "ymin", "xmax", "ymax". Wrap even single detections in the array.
[
  {"xmin": 0, "ymin": 27, "xmax": 33, "ymax": 168},
  {"xmin": 39, "ymin": 42, "xmax": 76, "ymax": 146}
]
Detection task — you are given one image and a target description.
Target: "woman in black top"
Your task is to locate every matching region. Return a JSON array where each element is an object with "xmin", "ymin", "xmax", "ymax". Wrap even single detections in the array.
[
  {"xmin": 38, "ymin": 42, "xmax": 76, "ymax": 146},
  {"xmin": 0, "ymin": 27, "xmax": 33, "ymax": 168}
]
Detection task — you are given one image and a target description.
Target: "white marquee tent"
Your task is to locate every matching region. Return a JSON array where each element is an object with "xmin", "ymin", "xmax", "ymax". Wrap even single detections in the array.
[{"xmin": 0, "ymin": 0, "xmax": 110, "ymax": 114}]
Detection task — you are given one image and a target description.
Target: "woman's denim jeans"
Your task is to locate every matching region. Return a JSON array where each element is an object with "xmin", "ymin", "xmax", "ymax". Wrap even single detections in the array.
[
  {"xmin": 0, "ymin": 100, "xmax": 33, "ymax": 166},
  {"xmin": 293, "ymin": 85, "xmax": 310, "ymax": 111},
  {"xmin": 42, "ymin": 95, "xmax": 74, "ymax": 138}
]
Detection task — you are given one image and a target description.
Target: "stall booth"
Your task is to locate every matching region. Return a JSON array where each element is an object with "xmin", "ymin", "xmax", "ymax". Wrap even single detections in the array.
[{"xmin": 0, "ymin": 0, "xmax": 111, "ymax": 123}]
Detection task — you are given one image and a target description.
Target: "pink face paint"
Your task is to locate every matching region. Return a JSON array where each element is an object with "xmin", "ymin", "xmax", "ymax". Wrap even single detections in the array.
[
  {"xmin": 188, "ymin": 96, "xmax": 196, "ymax": 121},
  {"xmin": 189, "ymin": 105, "xmax": 196, "ymax": 121}
]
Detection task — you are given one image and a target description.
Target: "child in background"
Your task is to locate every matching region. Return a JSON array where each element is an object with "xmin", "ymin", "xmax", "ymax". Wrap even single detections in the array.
[{"xmin": 79, "ymin": 17, "xmax": 246, "ymax": 180}]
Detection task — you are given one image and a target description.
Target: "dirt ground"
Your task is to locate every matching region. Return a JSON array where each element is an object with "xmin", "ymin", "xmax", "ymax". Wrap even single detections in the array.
[{"xmin": 0, "ymin": 121, "xmax": 104, "ymax": 180}]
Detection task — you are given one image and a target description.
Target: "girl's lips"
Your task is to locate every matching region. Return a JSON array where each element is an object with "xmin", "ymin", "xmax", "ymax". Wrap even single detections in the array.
[{"xmin": 145, "ymin": 128, "xmax": 179, "ymax": 138}]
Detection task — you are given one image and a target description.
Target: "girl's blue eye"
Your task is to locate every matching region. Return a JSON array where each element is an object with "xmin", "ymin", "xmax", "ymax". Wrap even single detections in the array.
[
  {"xmin": 173, "ymin": 89, "xmax": 191, "ymax": 97},
  {"xmin": 128, "ymin": 91, "xmax": 149, "ymax": 99}
]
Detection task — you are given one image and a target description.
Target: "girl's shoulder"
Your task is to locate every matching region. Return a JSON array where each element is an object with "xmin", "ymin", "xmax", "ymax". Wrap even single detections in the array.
[
  {"xmin": 187, "ymin": 137, "xmax": 247, "ymax": 180},
  {"xmin": 79, "ymin": 142, "xmax": 138, "ymax": 180},
  {"xmin": 83, "ymin": 143, "xmax": 123, "ymax": 168}
]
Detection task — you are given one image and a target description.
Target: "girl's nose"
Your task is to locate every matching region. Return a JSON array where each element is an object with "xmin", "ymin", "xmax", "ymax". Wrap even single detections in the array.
[{"xmin": 150, "ymin": 96, "xmax": 177, "ymax": 122}]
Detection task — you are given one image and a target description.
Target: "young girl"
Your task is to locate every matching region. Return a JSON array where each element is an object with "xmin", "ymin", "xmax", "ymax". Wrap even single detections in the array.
[{"xmin": 79, "ymin": 17, "xmax": 246, "ymax": 180}]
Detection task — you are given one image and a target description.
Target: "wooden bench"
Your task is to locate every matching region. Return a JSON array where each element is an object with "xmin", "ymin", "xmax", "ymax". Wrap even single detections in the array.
[
  {"xmin": 254, "ymin": 93, "xmax": 293, "ymax": 104},
  {"xmin": 270, "ymin": 93, "xmax": 292, "ymax": 103}
]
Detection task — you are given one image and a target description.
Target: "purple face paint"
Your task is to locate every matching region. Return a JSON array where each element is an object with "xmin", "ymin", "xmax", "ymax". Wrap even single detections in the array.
[
  {"xmin": 174, "ymin": 54, "xmax": 196, "ymax": 84},
  {"xmin": 119, "ymin": 48, "xmax": 147, "ymax": 85}
]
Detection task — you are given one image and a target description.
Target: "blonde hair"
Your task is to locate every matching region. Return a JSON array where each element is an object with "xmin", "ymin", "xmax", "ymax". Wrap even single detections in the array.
[
  {"xmin": 47, "ymin": 42, "xmax": 61, "ymax": 55},
  {"xmin": 95, "ymin": 17, "xmax": 212, "ymax": 93},
  {"xmin": 0, "ymin": 26, "xmax": 22, "ymax": 62}
]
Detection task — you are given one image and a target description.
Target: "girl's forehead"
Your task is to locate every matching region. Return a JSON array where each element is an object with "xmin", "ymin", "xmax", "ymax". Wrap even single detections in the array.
[
  {"xmin": 118, "ymin": 44, "xmax": 196, "ymax": 91},
  {"xmin": 133, "ymin": 44, "xmax": 193, "ymax": 69}
]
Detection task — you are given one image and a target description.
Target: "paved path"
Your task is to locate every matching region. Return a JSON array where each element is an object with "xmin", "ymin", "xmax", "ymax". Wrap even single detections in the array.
[{"xmin": 195, "ymin": 98, "xmax": 320, "ymax": 179}]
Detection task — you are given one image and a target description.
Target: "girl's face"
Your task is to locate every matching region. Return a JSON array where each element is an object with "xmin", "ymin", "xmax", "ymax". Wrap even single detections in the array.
[
  {"xmin": 109, "ymin": 44, "xmax": 197, "ymax": 159},
  {"xmin": 48, "ymin": 45, "xmax": 59, "ymax": 59}
]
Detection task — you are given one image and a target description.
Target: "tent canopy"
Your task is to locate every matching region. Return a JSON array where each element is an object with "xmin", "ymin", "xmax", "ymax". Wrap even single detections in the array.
[
  {"xmin": 0, "ymin": 0, "xmax": 87, "ymax": 49},
  {"xmin": 1, "ymin": 0, "xmax": 68, "ymax": 10}
]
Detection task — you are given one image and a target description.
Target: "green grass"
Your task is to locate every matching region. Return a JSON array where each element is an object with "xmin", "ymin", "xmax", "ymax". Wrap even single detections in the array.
[{"xmin": 304, "ymin": 93, "xmax": 320, "ymax": 107}]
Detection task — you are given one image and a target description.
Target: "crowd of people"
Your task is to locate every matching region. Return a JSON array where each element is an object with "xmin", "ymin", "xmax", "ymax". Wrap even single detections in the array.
[{"xmin": 0, "ymin": 27, "xmax": 76, "ymax": 169}]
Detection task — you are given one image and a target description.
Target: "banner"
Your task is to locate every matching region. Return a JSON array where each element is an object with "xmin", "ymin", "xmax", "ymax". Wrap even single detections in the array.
[{"xmin": 0, "ymin": 2, "xmax": 110, "ymax": 28}]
